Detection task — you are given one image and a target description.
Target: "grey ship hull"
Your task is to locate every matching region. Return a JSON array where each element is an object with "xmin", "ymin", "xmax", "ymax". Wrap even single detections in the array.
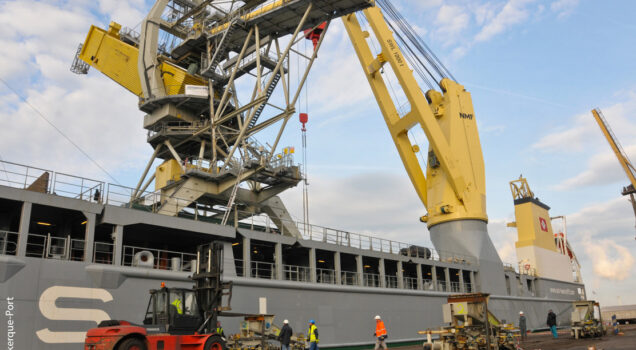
[
  {"xmin": 0, "ymin": 181, "xmax": 585, "ymax": 349},
  {"xmin": 0, "ymin": 256, "xmax": 581, "ymax": 349}
]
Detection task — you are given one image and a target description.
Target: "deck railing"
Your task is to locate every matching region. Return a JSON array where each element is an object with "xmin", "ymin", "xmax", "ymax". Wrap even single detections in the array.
[
  {"xmin": 403, "ymin": 276, "xmax": 418, "ymax": 290},
  {"xmin": 363, "ymin": 273, "xmax": 380, "ymax": 287},
  {"xmin": 0, "ymin": 231, "xmax": 18, "ymax": 255},
  {"xmin": 384, "ymin": 275, "xmax": 398, "ymax": 289},
  {"xmin": 0, "ymin": 160, "xmax": 104, "ymax": 203},
  {"xmin": 234, "ymin": 210, "xmax": 475, "ymax": 266},
  {"xmin": 504, "ymin": 261, "xmax": 538, "ymax": 277},
  {"xmin": 422, "ymin": 278, "xmax": 435, "ymax": 291},
  {"xmin": 316, "ymin": 268, "xmax": 336, "ymax": 284},
  {"xmin": 436, "ymin": 280, "xmax": 447, "ymax": 292},
  {"xmin": 251, "ymin": 260, "xmax": 275, "ymax": 280},
  {"xmin": 340, "ymin": 271, "xmax": 358, "ymax": 286},
  {"xmin": 122, "ymin": 245, "xmax": 197, "ymax": 272},
  {"xmin": 283, "ymin": 264, "xmax": 310, "ymax": 282},
  {"xmin": 94, "ymin": 242, "xmax": 114, "ymax": 264},
  {"xmin": 0, "ymin": 159, "xmax": 477, "ymax": 266},
  {"xmin": 0, "ymin": 228, "xmax": 476, "ymax": 292}
]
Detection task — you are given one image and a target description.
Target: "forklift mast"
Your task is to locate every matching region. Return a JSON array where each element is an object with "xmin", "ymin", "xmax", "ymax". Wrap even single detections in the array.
[{"xmin": 194, "ymin": 243, "xmax": 233, "ymax": 334}]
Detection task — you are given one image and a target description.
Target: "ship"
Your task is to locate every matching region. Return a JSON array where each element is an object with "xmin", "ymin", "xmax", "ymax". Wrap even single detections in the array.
[
  {"xmin": 0, "ymin": 163, "xmax": 585, "ymax": 349},
  {"xmin": 0, "ymin": 1, "xmax": 585, "ymax": 349}
]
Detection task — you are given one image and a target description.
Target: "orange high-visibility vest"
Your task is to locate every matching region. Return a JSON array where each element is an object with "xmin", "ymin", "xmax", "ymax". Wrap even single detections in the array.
[{"xmin": 376, "ymin": 320, "xmax": 387, "ymax": 337}]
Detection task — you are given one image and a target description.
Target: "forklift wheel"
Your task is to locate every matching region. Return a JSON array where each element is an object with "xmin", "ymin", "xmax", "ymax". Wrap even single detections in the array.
[
  {"xmin": 205, "ymin": 335, "xmax": 226, "ymax": 350},
  {"xmin": 117, "ymin": 337, "xmax": 147, "ymax": 350}
]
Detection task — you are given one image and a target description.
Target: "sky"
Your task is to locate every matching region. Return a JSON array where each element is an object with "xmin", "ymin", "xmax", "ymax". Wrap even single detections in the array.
[{"xmin": 1, "ymin": 0, "xmax": 635, "ymax": 306}]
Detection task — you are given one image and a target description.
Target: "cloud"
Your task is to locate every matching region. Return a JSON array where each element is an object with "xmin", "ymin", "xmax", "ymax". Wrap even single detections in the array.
[
  {"xmin": 533, "ymin": 91, "xmax": 636, "ymax": 153},
  {"xmin": 550, "ymin": 0, "xmax": 579, "ymax": 19},
  {"xmin": 473, "ymin": 2, "xmax": 498, "ymax": 27},
  {"xmin": 280, "ymin": 171, "xmax": 429, "ymax": 246},
  {"xmin": 475, "ymin": 0, "xmax": 535, "ymax": 42},
  {"xmin": 97, "ymin": 0, "xmax": 146, "ymax": 27},
  {"xmin": 566, "ymin": 197, "xmax": 636, "ymax": 238},
  {"xmin": 554, "ymin": 146, "xmax": 636, "ymax": 190},
  {"xmin": 413, "ymin": 0, "xmax": 444, "ymax": 10},
  {"xmin": 582, "ymin": 237, "xmax": 634, "ymax": 281},
  {"xmin": 434, "ymin": 5, "xmax": 471, "ymax": 42},
  {"xmin": 0, "ymin": 1, "xmax": 93, "ymax": 80},
  {"xmin": 308, "ymin": 21, "xmax": 377, "ymax": 124},
  {"xmin": 0, "ymin": 0, "xmax": 150, "ymax": 182}
]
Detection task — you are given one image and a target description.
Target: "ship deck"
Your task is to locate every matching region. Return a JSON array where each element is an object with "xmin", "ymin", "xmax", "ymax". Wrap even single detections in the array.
[{"xmin": 0, "ymin": 159, "xmax": 583, "ymax": 297}]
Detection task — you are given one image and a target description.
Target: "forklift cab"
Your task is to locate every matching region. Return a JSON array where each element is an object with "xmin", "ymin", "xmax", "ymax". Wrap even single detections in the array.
[{"xmin": 143, "ymin": 286, "xmax": 203, "ymax": 334}]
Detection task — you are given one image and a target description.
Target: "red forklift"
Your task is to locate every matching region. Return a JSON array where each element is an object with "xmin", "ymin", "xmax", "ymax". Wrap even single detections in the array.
[{"xmin": 85, "ymin": 243, "xmax": 233, "ymax": 350}]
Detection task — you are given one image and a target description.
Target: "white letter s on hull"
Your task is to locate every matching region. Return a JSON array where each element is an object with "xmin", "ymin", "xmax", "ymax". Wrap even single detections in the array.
[{"xmin": 36, "ymin": 286, "xmax": 113, "ymax": 344}]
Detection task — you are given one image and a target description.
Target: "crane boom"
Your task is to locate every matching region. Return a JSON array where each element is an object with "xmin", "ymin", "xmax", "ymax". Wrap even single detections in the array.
[
  {"xmin": 343, "ymin": 7, "xmax": 487, "ymax": 228},
  {"xmin": 591, "ymin": 108, "xmax": 636, "ymax": 194},
  {"xmin": 592, "ymin": 108, "xmax": 636, "ymax": 237},
  {"xmin": 344, "ymin": 5, "xmax": 505, "ymax": 294}
]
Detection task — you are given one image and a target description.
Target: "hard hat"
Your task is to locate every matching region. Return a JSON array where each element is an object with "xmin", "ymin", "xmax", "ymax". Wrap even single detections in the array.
[
  {"xmin": 375, "ymin": 315, "xmax": 381, "ymax": 320},
  {"xmin": 309, "ymin": 319, "xmax": 315, "ymax": 324},
  {"xmin": 519, "ymin": 311, "xmax": 524, "ymax": 314},
  {"xmin": 284, "ymin": 319, "xmax": 289, "ymax": 324}
]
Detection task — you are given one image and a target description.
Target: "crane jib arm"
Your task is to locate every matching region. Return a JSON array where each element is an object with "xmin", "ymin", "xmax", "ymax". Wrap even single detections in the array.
[{"xmin": 343, "ymin": 7, "xmax": 487, "ymax": 227}]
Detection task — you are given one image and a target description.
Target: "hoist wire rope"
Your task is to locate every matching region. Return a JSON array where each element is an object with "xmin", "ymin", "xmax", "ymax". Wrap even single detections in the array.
[
  {"xmin": 376, "ymin": 0, "xmax": 457, "ymax": 84},
  {"xmin": 302, "ymin": 33, "xmax": 310, "ymax": 232},
  {"xmin": 380, "ymin": 3, "xmax": 443, "ymax": 85},
  {"xmin": 377, "ymin": 0, "xmax": 452, "ymax": 79},
  {"xmin": 0, "ymin": 78, "xmax": 121, "ymax": 185},
  {"xmin": 361, "ymin": 6, "xmax": 435, "ymax": 90}
]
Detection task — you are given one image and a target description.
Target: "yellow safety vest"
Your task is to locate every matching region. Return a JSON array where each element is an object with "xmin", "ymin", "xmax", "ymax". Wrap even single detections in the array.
[
  {"xmin": 308, "ymin": 324, "xmax": 319, "ymax": 343},
  {"xmin": 171, "ymin": 299, "xmax": 183, "ymax": 314}
]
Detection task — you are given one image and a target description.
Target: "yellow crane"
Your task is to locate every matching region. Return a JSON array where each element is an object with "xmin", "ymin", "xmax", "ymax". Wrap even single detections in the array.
[
  {"xmin": 74, "ymin": 0, "xmax": 505, "ymax": 293},
  {"xmin": 592, "ymin": 108, "xmax": 636, "ymax": 236},
  {"xmin": 344, "ymin": 0, "xmax": 504, "ymax": 292}
]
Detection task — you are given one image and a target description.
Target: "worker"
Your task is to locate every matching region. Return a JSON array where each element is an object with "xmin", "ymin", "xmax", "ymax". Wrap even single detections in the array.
[
  {"xmin": 171, "ymin": 297, "xmax": 183, "ymax": 315},
  {"xmin": 546, "ymin": 309, "xmax": 557, "ymax": 338},
  {"xmin": 307, "ymin": 319, "xmax": 319, "ymax": 350},
  {"xmin": 278, "ymin": 319, "xmax": 293, "ymax": 350},
  {"xmin": 216, "ymin": 321, "xmax": 225, "ymax": 337},
  {"xmin": 373, "ymin": 315, "xmax": 388, "ymax": 350},
  {"xmin": 518, "ymin": 311, "xmax": 527, "ymax": 341}
]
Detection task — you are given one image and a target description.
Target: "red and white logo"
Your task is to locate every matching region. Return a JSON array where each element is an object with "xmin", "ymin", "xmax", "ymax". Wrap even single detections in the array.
[{"xmin": 539, "ymin": 217, "xmax": 548, "ymax": 232}]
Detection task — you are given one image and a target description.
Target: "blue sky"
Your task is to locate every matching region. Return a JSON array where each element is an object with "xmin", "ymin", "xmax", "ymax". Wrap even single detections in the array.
[{"xmin": 1, "ymin": 0, "xmax": 635, "ymax": 306}]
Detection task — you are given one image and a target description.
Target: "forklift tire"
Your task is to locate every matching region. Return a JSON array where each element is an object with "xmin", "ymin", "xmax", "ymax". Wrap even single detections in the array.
[
  {"xmin": 117, "ymin": 337, "xmax": 147, "ymax": 350},
  {"xmin": 204, "ymin": 335, "xmax": 226, "ymax": 350}
]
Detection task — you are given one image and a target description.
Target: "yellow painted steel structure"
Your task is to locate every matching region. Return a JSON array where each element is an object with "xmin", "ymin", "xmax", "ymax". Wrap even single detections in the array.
[
  {"xmin": 508, "ymin": 177, "xmax": 556, "ymax": 251},
  {"xmin": 591, "ymin": 108, "xmax": 636, "ymax": 191},
  {"xmin": 343, "ymin": 7, "xmax": 487, "ymax": 228},
  {"xmin": 79, "ymin": 23, "xmax": 143, "ymax": 96},
  {"xmin": 155, "ymin": 159, "xmax": 183, "ymax": 190},
  {"xmin": 208, "ymin": 0, "xmax": 294, "ymax": 36},
  {"xmin": 78, "ymin": 22, "xmax": 206, "ymax": 98}
]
